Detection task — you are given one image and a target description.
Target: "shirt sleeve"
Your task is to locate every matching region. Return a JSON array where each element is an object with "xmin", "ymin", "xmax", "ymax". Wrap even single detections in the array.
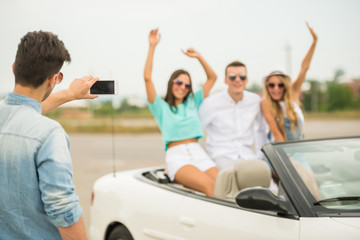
[
  {"xmin": 36, "ymin": 126, "xmax": 83, "ymax": 227},
  {"xmin": 147, "ymin": 95, "xmax": 164, "ymax": 120},
  {"xmin": 199, "ymin": 91, "xmax": 217, "ymax": 128},
  {"xmin": 194, "ymin": 89, "xmax": 204, "ymax": 109},
  {"xmin": 254, "ymin": 109, "xmax": 268, "ymax": 159}
]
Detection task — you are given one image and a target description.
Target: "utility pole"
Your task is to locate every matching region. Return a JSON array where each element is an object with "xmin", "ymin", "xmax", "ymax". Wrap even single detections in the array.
[{"xmin": 311, "ymin": 81, "xmax": 318, "ymax": 112}]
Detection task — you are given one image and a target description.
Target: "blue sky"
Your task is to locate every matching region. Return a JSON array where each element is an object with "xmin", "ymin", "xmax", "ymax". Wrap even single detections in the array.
[{"xmin": 1, "ymin": 0, "xmax": 359, "ymax": 98}]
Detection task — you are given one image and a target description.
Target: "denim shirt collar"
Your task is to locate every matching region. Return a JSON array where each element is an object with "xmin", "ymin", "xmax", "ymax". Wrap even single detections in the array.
[{"xmin": 5, "ymin": 93, "xmax": 42, "ymax": 113}]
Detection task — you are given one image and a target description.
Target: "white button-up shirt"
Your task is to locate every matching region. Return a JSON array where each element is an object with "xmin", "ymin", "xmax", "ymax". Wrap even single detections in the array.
[{"xmin": 199, "ymin": 90, "xmax": 267, "ymax": 163}]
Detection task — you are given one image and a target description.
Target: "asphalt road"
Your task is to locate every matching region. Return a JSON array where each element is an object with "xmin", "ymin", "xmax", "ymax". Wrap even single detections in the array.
[{"xmin": 69, "ymin": 120, "xmax": 360, "ymax": 234}]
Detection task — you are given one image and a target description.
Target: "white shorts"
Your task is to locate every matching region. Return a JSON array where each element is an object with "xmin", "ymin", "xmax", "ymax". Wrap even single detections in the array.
[{"xmin": 166, "ymin": 142, "xmax": 216, "ymax": 181}]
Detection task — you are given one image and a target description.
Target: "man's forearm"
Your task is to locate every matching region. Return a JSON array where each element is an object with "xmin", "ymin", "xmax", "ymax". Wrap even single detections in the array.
[
  {"xmin": 58, "ymin": 216, "xmax": 87, "ymax": 240},
  {"xmin": 41, "ymin": 89, "xmax": 73, "ymax": 115}
]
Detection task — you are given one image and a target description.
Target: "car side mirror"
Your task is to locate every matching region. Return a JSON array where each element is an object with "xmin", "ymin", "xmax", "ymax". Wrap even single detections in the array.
[{"xmin": 235, "ymin": 187, "xmax": 289, "ymax": 214}]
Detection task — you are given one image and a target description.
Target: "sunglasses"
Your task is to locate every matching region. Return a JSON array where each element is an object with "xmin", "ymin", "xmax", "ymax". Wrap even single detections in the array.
[
  {"xmin": 229, "ymin": 74, "xmax": 247, "ymax": 81},
  {"xmin": 56, "ymin": 72, "xmax": 63, "ymax": 84},
  {"xmin": 174, "ymin": 79, "xmax": 191, "ymax": 89},
  {"xmin": 267, "ymin": 82, "xmax": 285, "ymax": 89}
]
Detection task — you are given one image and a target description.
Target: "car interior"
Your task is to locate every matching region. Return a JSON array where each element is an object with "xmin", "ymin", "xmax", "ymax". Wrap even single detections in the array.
[{"xmin": 143, "ymin": 159, "xmax": 272, "ymax": 202}]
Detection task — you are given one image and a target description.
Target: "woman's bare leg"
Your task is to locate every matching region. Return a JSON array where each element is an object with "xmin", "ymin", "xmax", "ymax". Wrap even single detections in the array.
[
  {"xmin": 175, "ymin": 165, "xmax": 217, "ymax": 197},
  {"xmin": 204, "ymin": 167, "xmax": 218, "ymax": 181}
]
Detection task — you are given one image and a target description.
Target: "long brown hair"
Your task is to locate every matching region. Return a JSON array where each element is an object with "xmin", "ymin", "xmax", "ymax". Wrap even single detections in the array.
[
  {"xmin": 164, "ymin": 69, "xmax": 193, "ymax": 112},
  {"xmin": 264, "ymin": 73, "xmax": 300, "ymax": 139}
]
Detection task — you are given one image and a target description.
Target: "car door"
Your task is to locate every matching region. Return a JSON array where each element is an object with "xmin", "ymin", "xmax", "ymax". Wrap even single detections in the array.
[{"xmin": 174, "ymin": 195, "xmax": 299, "ymax": 240}]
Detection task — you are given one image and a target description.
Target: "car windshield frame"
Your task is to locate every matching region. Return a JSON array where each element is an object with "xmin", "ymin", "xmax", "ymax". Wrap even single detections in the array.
[{"xmin": 263, "ymin": 136, "xmax": 360, "ymax": 217}]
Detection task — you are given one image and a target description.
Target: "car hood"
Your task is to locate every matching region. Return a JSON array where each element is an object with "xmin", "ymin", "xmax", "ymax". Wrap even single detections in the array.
[{"xmin": 332, "ymin": 218, "xmax": 360, "ymax": 229}]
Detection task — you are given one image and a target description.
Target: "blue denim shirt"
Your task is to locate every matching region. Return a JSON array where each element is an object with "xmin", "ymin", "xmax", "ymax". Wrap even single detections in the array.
[
  {"xmin": 283, "ymin": 117, "xmax": 304, "ymax": 140},
  {"xmin": 0, "ymin": 93, "xmax": 83, "ymax": 240}
]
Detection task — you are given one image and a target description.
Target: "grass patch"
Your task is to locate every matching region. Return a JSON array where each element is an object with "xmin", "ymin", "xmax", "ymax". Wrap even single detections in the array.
[
  {"xmin": 62, "ymin": 124, "xmax": 160, "ymax": 133},
  {"xmin": 50, "ymin": 116, "xmax": 159, "ymax": 133},
  {"xmin": 48, "ymin": 110, "xmax": 360, "ymax": 133},
  {"xmin": 304, "ymin": 111, "xmax": 360, "ymax": 120}
]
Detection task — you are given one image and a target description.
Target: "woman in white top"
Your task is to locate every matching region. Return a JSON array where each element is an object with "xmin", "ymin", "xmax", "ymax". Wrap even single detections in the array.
[{"xmin": 261, "ymin": 22, "xmax": 317, "ymax": 142}]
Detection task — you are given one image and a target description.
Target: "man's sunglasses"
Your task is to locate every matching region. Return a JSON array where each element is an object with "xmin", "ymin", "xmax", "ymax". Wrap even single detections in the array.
[
  {"xmin": 267, "ymin": 82, "xmax": 285, "ymax": 89},
  {"xmin": 229, "ymin": 74, "xmax": 247, "ymax": 81},
  {"xmin": 174, "ymin": 80, "xmax": 191, "ymax": 89}
]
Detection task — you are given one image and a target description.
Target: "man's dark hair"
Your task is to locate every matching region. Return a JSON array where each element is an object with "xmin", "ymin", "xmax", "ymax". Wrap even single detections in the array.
[
  {"xmin": 225, "ymin": 61, "xmax": 246, "ymax": 76},
  {"xmin": 14, "ymin": 31, "xmax": 71, "ymax": 88}
]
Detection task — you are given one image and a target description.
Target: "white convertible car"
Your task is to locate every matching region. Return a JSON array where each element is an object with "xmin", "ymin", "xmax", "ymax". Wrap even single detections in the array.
[{"xmin": 89, "ymin": 137, "xmax": 360, "ymax": 240}]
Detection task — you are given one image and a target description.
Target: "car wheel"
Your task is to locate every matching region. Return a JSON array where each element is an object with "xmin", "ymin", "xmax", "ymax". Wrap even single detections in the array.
[{"xmin": 107, "ymin": 225, "xmax": 134, "ymax": 240}]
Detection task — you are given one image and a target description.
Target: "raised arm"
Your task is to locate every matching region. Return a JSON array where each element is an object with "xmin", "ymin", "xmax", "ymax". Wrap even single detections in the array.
[
  {"xmin": 292, "ymin": 22, "xmax": 318, "ymax": 103},
  {"xmin": 182, "ymin": 48, "xmax": 217, "ymax": 98},
  {"xmin": 41, "ymin": 76, "xmax": 99, "ymax": 114},
  {"xmin": 144, "ymin": 29, "xmax": 160, "ymax": 104}
]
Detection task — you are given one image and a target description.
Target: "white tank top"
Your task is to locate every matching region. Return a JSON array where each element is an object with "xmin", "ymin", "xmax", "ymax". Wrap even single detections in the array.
[{"xmin": 279, "ymin": 101, "xmax": 304, "ymax": 123}]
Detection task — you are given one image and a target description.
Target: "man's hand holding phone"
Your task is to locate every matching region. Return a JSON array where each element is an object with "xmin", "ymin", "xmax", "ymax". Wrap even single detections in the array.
[{"xmin": 68, "ymin": 75, "xmax": 100, "ymax": 100}]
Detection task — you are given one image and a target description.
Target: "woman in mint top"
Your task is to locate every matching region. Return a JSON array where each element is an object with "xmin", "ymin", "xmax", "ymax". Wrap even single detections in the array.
[{"xmin": 144, "ymin": 29, "xmax": 218, "ymax": 197}]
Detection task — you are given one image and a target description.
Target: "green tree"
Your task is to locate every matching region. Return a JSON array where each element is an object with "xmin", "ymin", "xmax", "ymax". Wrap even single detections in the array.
[
  {"xmin": 117, "ymin": 99, "xmax": 152, "ymax": 117},
  {"xmin": 93, "ymin": 100, "xmax": 114, "ymax": 116},
  {"xmin": 326, "ymin": 82, "xmax": 354, "ymax": 111},
  {"xmin": 118, "ymin": 99, "xmax": 139, "ymax": 112},
  {"xmin": 334, "ymin": 69, "xmax": 345, "ymax": 82},
  {"xmin": 302, "ymin": 80, "xmax": 323, "ymax": 112},
  {"xmin": 246, "ymin": 82, "xmax": 263, "ymax": 94}
]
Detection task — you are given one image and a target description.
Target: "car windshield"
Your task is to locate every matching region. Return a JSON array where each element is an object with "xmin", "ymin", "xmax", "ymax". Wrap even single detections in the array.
[{"xmin": 277, "ymin": 138, "xmax": 360, "ymax": 210}]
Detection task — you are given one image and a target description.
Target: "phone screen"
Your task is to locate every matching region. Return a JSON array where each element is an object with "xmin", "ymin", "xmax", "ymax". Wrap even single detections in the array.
[{"xmin": 90, "ymin": 80, "xmax": 115, "ymax": 94}]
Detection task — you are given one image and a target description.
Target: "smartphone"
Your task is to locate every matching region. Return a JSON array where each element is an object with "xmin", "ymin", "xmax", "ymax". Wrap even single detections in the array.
[{"xmin": 90, "ymin": 80, "xmax": 118, "ymax": 95}]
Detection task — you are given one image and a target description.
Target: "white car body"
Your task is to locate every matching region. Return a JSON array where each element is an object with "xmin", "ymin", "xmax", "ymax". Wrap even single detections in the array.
[{"xmin": 90, "ymin": 137, "xmax": 360, "ymax": 240}]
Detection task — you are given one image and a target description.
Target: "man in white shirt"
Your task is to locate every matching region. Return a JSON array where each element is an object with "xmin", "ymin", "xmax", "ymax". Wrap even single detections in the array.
[{"xmin": 199, "ymin": 61, "xmax": 267, "ymax": 170}]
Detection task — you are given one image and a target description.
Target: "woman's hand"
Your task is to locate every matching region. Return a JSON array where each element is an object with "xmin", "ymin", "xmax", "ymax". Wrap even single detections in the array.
[
  {"xmin": 182, "ymin": 48, "xmax": 201, "ymax": 58},
  {"xmin": 149, "ymin": 29, "xmax": 161, "ymax": 47},
  {"xmin": 184, "ymin": 48, "xmax": 217, "ymax": 98},
  {"xmin": 306, "ymin": 21, "xmax": 317, "ymax": 42}
]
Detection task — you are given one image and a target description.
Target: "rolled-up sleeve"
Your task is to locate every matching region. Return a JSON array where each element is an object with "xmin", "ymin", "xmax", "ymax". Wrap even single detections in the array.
[{"xmin": 36, "ymin": 126, "xmax": 83, "ymax": 227}]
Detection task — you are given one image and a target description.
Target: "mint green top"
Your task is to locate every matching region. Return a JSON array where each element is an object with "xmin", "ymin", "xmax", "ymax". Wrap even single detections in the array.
[{"xmin": 148, "ymin": 89, "xmax": 204, "ymax": 150}]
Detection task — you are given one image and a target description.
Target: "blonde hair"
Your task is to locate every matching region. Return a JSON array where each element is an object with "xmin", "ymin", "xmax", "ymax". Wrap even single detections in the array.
[{"xmin": 264, "ymin": 74, "xmax": 300, "ymax": 139}]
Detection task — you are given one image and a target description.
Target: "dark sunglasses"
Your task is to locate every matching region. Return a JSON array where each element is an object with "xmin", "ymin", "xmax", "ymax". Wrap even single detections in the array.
[
  {"xmin": 174, "ymin": 79, "xmax": 191, "ymax": 89},
  {"xmin": 229, "ymin": 74, "xmax": 247, "ymax": 81},
  {"xmin": 267, "ymin": 82, "xmax": 285, "ymax": 89}
]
